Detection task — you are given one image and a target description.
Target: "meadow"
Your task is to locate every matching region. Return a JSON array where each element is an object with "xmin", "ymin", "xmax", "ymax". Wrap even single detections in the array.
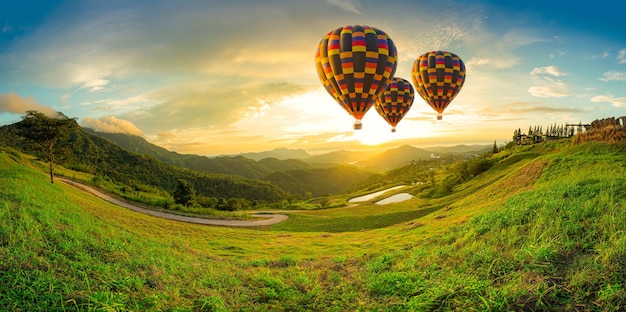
[{"xmin": 1, "ymin": 139, "xmax": 625, "ymax": 311}]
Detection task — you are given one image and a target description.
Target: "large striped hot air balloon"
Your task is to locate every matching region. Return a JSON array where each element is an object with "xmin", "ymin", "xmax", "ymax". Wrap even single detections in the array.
[
  {"xmin": 411, "ymin": 51, "xmax": 466, "ymax": 120},
  {"xmin": 315, "ymin": 25, "xmax": 398, "ymax": 129},
  {"xmin": 374, "ymin": 77, "xmax": 414, "ymax": 132}
]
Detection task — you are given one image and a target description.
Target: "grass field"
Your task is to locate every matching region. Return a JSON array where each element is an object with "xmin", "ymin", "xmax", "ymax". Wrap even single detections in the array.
[{"xmin": 1, "ymin": 141, "xmax": 625, "ymax": 311}]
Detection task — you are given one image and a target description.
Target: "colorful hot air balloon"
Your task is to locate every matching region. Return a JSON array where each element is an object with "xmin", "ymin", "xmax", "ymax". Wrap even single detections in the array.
[
  {"xmin": 315, "ymin": 25, "xmax": 398, "ymax": 129},
  {"xmin": 375, "ymin": 77, "xmax": 414, "ymax": 132},
  {"xmin": 411, "ymin": 51, "xmax": 466, "ymax": 120}
]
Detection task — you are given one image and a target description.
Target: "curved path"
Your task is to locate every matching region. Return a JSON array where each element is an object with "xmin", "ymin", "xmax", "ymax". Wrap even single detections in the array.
[{"xmin": 58, "ymin": 177, "xmax": 289, "ymax": 227}]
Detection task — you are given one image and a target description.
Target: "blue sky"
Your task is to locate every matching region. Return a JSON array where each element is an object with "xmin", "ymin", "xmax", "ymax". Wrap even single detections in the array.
[{"xmin": 1, "ymin": 0, "xmax": 624, "ymax": 155}]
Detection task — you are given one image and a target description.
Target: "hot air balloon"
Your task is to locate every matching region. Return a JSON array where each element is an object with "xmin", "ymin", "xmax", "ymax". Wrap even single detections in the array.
[
  {"xmin": 315, "ymin": 25, "xmax": 398, "ymax": 129},
  {"xmin": 411, "ymin": 51, "xmax": 466, "ymax": 120},
  {"xmin": 374, "ymin": 77, "xmax": 414, "ymax": 132}
]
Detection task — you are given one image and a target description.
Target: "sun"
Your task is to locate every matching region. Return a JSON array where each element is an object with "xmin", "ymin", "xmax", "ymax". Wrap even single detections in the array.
[{"xmin": 352, "ymin": 116, "xmax": 397, "ymax": 145}]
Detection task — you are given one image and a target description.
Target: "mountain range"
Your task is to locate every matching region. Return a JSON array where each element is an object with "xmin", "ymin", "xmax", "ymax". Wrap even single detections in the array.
[
  {"xmin": 0, "ymin": 115, "xmax": 491, "ymax": 199},
  {"xmin": 89, "ymin": 129, "xmax": 491, "ymax": 173}
]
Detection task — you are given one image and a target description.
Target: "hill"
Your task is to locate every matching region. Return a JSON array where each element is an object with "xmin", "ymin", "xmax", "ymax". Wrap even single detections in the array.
[
  {"xmin": 239, "ymin": 148, "xmax": 312, "ymax": 161},
  {"xmin": 2, "ymin": 139, "xmax": 625, "ymax": 310},
  {"xmin": 304, "ymin": 149, "xmax": 376, "ymax": 164},
  {"xmin": 1, "ymin": 123, "xmax": 288, "ymax": 202},
  {"xmin": 263, "ymin": 165, "xmax": 373, "ymax": 197},
  {"xmin": 426, "ymin": 144, "xmax": 492, "ymax": 154},
  {"xmin": 355, "ymin": 144, "xmax": 433, "ymax": 172},
  {"xmin": 86, "ymin": 129, "xmax": 313, "ymax": 179},
  {"xmin": 1, "ymin": 138, "xmax": 625, "ymax": 310}
]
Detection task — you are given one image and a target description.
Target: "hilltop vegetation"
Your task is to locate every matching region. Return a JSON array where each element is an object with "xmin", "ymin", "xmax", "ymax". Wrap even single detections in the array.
[
  {"xmin": 1, "ymin": 132, "xmax": 625, "ymax": 310},
  {"xmin": 0, "ymin": 119, "xmax": 288, "ymax": 204}
]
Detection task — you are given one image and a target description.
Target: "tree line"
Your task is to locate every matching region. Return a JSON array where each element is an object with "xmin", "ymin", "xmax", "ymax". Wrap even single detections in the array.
[{"xmin": 513, "ymin": 123, "xmax": 576, "ymax": 145}]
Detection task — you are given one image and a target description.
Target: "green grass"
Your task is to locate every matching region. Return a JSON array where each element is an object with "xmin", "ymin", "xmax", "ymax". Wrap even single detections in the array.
[{"xmin": 1, "ymin": 141, "xmax": 625, "ymax": 310}]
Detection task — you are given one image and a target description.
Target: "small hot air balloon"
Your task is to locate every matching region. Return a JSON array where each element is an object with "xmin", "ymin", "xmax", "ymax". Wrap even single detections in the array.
[
  {"xmin": 315, "ymin": 25, "xmax": 398, "ymax": 129},
  {"xmin": 411, "ymin": 51, "xmax": 466, "ymax": 120},
  {"xmin": 374, "ymin": 77, "xmax": 414, "ymax": 132}
]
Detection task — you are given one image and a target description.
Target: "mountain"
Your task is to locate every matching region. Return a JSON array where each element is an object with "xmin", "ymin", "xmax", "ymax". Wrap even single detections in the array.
[
  {"xmin": 355, "ymin": 144, "xmax": 433, "ymax": 172},
  {"xmin": 426, "ymin": 144, "xmax": 492, "ymax": 154},
  {"xmin": 83, "ymin": 130, "xmax": 373, "ymax": 195},
  {"xmin": 239, "ymin": 148, "xmax": 311, "ymax": 161},
  {"xmin": 304, "ymin": 150, "xmax": 376, "ymax": 165},
  {"xmin": 2, "ymin": 124, "xmax": 288, "ymax": 202},
  {"xmin": 86, "ymin": 130, "xmax": 316, "ymax": 179},
  {"xmin": 263, "ymin": 165, "xmax": 373, "ymax": 197}
]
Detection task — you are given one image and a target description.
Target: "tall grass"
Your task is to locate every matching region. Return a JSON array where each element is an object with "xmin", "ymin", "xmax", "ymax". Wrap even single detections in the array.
[{"xmin": 1, "ymin": 142, "xmax": 625, "ymax": 310}]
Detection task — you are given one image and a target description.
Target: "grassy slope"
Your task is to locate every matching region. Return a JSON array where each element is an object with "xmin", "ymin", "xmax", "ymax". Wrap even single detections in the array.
[{"xmin": 1, "ymin": 141, "xmax": 625, "ymax": 311}]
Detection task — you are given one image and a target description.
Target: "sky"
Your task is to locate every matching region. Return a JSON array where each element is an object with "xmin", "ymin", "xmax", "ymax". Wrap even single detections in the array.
[{"xmin": 1, "ymin": 0, "xmax": 625, "ymax": 156}]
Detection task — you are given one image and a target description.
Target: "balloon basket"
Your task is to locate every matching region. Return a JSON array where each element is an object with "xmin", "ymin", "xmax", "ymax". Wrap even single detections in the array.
[
  {"xmin": 437, "ymin": 114, "xmax": 443, "ymax": 120},
  {"xmin": 391, "ymin": 127, "xmax": 396, "ymax": 133},
  {"xmin": 353, "ymin": 120, "xmax": 362, "ymax": 130}
]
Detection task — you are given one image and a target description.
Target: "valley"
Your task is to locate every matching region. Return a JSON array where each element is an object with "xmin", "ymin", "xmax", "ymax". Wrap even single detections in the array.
[{"xmin": 1, "ymin": 121, "xmax": 625, "ymax": 310}]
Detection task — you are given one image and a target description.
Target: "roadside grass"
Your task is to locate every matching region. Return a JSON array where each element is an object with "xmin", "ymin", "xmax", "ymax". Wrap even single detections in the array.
[{"xmin": 1, "ymin": 141, "xmax": 625, "ymax": 310}]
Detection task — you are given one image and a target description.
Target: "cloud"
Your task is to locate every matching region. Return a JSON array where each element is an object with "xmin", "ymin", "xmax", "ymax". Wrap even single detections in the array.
[
  {"xmin": 2, "ymin": 21, "xmax": 12, "ymax": 33},
  {"xmin": 476, "ymin": 101, "xmax": 583, "ymax": 119},
  {"xmin": 618, "ymin": 49, "xmax": 626, "ymax": 64},
  {"xmin": 80, "ymin": 115, "xmax": 144, "ymax": 136},
  {"xmin": 530, "ymin": 65, "xmax": 566, "ymax": 77},
  {"xmin": 80, "ymin": 78, "xmax": 110, "ymax": 92},
  {"xmin": 599, "ymin": 71, "xmax": 626, "ymax": 82},
  {"xmin": 528, "ymin": 84, "xmax": 570, "ymax": 98},
  {"xmin": 459, "ymin": 27, "xmax": 546, "ymax": 70},
  {"xmin": 591, "ymin": 94, "xmax": 626, "ymax": 107},
  {"xmin": 122, "ymin": 82, "xmax": 312, "ymax": 134},
  {"xmin": 325, "ymin": 0, "xmax": 363, "ymax": 15},
  {"xmin": 0, "ymin": 93, "xmax": 58, "ymax": 117}
]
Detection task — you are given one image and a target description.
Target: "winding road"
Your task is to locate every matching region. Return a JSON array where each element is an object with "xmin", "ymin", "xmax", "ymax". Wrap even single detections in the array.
[{"xmin": 58, "ymin": 177, "xmax": 289, "ymax": 227}]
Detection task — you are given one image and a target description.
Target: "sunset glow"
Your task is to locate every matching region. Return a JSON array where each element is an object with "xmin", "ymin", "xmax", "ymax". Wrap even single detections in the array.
[{"xmin": 1, "ymin": 0, "xmax": 624, "ymax": 156}]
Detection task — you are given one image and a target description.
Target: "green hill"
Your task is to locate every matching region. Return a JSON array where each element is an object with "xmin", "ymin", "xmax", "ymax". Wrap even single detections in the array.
[
  {"xmin": 355, "ymin": 144, "xmax": 434, "ymax": 172},
  {"xmin": 86, "ymin": 129, "xmax": 308, "ymax": 179},
  {"xmin": 1, "ymin": 139, "xmax": 625, "ymax": 310},
  {"xmin": 263, "ymin": 165, "xmax": 373, "ymax": 197},
  {"xmin": 1, "ymin": 122, "xmax": 288, "ymax": 202}
]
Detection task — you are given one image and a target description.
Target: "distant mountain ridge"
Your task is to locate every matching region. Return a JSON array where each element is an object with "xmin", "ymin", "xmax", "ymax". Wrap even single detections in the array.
[
  {"xmin": 354, "ymin": 145, "xmax": 433, "ymax": 172},
  {"xmin": 82, "ymin": 129, "xmax": 374, "ymax": 197},
  {"xmin": 239, "ymin": 148, "xmax": 311, "ymax": 161},
  {"xmin": 88, "ymin": 130, "xmax": 492, "ymax": 175}
]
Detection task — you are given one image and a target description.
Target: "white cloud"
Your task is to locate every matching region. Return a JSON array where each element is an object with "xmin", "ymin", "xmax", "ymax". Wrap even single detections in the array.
[
  {"xmin": 466, "ymin": 57, "xmax": 491, "ymax": 67},
  {"xmin": 618, "ymin": 49, "xmax": 626, "ymax": 64},
  {"xmin": 591, "ymin": 94, "xmax": 626, "ymax": 107},
  {"xmin": 599, "ymin": 71, "xmax": 626, "ymax": 82},
  {"xmin": 2, "ymin": 21, "xmax": 12, "ymax": 33},
  {"xmin": 528, "ymin": 83, "xmax": 569, "ymax": 98},
  {"xmin": 80, "ymin": 78, "xmax": 110, "ymax": 92},
  {"xmin": 80, "ymin": 115, "xmax": 144, "ymax": 136},
  {"xmin": 530, "ymin": 65, "xmax": 566, "ymax": 77},
  {"xmin": 325, "ymin": 0, "xmax": 363, "ymax": 15}
]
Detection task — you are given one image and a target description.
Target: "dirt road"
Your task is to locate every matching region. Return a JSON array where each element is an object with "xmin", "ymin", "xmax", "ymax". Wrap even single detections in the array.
[{"xmin": 58, "ymin": 177, "xmax": 289, "ymax": 227}]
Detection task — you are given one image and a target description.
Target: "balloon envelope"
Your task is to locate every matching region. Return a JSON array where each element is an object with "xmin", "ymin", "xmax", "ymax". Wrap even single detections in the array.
[
  {"xmin": 411, "ymin": 51, "xmax": 466, "ymax": 120},
  {"xmin": 315, "ymin": 25, "xmax": 398, "ymax": 129},
  {"xmin": 375, "ymin": 77, "xmax": 415, "ymax": 132}
]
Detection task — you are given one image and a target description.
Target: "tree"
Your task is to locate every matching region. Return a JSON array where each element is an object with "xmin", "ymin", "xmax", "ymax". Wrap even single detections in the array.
[
  {"xmin": 173, "ymin": 179, "xmax": 196, "ymax": 207},
  {"xmin": 17, "ymin": 110, "xmax": 78, "ymax": 183},
  {"xmin": 492, "ymin": 140, "xmax": 498, "ymax": 154}
]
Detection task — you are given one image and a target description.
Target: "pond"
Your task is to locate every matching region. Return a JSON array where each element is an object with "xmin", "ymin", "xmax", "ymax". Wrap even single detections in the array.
[
  {"xmin": 348, "ymin": 185, "xmax": 406, "ymax": 203},
  {"xmin": 375, "ymin": 193, "xmax": 413, "ymax": 205}
]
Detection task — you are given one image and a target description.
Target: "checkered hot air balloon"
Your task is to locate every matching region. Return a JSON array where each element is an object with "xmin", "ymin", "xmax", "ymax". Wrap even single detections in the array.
[
  {"xmin": 315, "ymin": 25, "xmax": 398, "ymax": 129},
  {"xmin": 411, "ymin": 51, "xmax": 466, "ymax": 120},
  {"xmin": 374, "ymin": 77, "xmax": 415, "ymax": 132}
]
